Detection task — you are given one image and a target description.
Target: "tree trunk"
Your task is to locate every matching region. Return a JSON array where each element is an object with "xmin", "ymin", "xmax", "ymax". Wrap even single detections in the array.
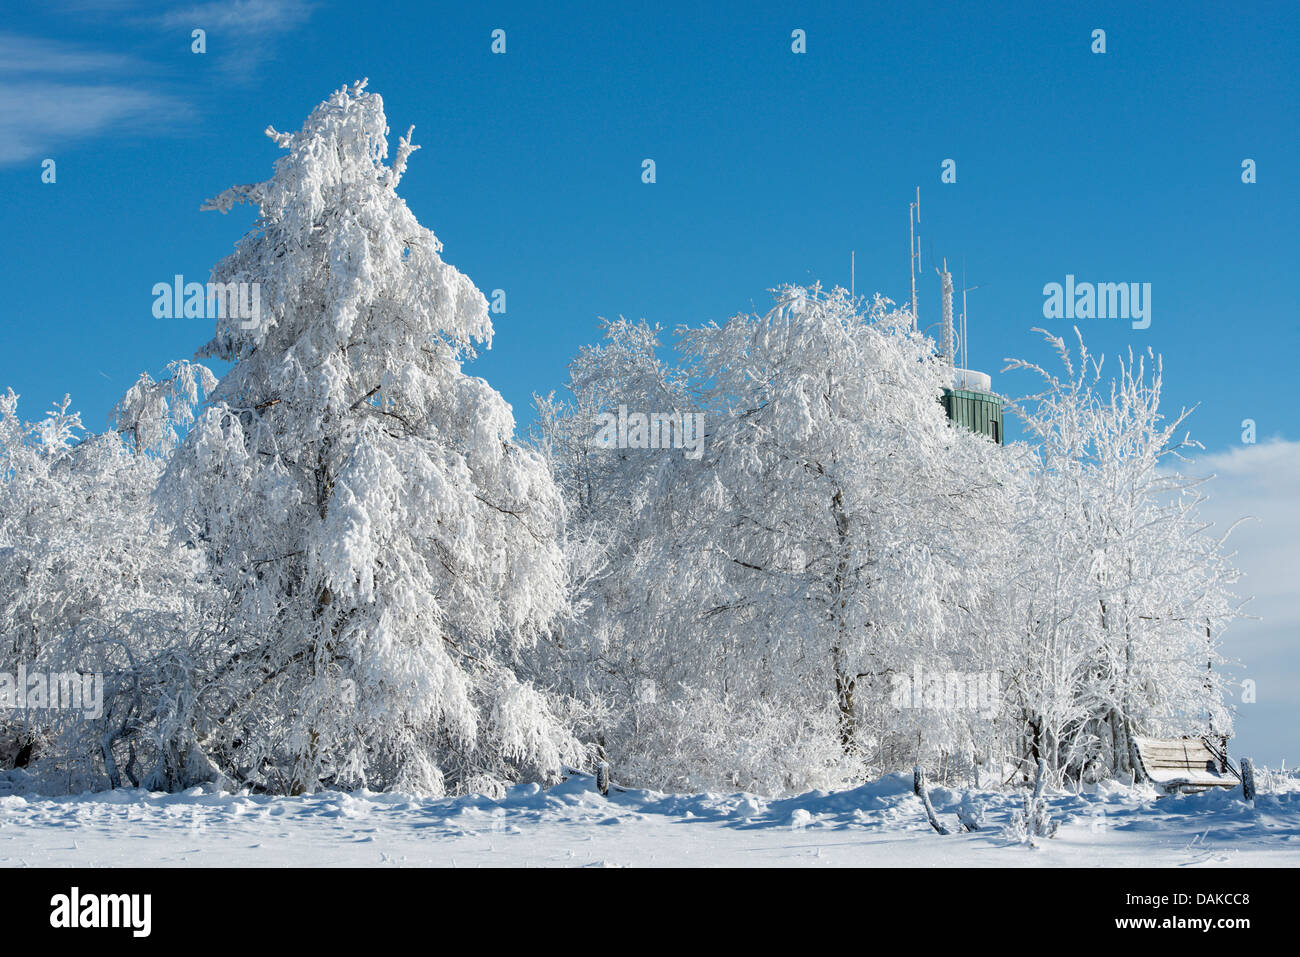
[
  {"xmin": 829, "ymin": 486, "xmax": 858, "ymax": 756},
  {"xmin": 833, "ymin": 653, "xmax": 856, "ymax": 753}
]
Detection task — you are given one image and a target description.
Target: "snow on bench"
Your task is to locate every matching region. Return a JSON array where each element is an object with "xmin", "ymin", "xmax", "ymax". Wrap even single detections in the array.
[{"xmin": 1132, "ymin": 736, "xmax": 1239, "ymax": 792}]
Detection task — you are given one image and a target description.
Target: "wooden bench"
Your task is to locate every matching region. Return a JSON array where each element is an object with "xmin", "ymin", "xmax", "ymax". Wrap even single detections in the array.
[{"xmin": 1132, "ymin": 736, "xmax": 1239, "ymax": 793}]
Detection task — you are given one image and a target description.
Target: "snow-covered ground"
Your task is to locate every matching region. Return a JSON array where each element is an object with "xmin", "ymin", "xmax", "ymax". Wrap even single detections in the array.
[{"xmin": 2, "ymin": 770, "xmax": 1298, "ymax": 868}]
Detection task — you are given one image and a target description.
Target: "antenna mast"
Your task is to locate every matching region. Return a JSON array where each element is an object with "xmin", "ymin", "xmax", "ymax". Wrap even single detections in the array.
[
  {"xmin": 939, "ymin": 257, "xmax": 954, "ymax": 371},
  {"xmin": 908, "ymin": 187, "xmax": 921, "ymax": 329},
  {"xmin": 961, "ymin": 283, "xmax": 968, "ymax": 371},
  {"xmin": 959, "ymin": 267, "xmax": 981, "ymax": 382}
]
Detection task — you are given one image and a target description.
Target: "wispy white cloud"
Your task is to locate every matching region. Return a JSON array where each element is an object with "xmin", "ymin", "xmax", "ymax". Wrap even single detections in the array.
[
  {"xmin": 158, "ymin": 0, "xmax": 312, "ymax": 32},
  {"xmin": 0, "ymin": 1, "xmax": 311, "ymax": 165},
  {"xmin": 0, "ymin": 82, "xmax": 187, "ymax": 164},
  {"xmin": 157, "ymin": 0, "xmax": 312, "ymax": 81},
  {"xmin": 0, "ymin": 31, "xmax": 186, "ymax": 165},
  {"xmin": 0, "ymin": 33, "xmax": 134, "ymax": 74}
]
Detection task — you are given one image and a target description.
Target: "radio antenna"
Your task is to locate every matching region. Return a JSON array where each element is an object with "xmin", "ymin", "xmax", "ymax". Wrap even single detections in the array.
[
  {"xmin": 908, "ymin": 187, "xmax": 921, "ymax": 330},
  {"xmin": 960, "ymin": 264, "xmax": 981, "ymax": 378}
]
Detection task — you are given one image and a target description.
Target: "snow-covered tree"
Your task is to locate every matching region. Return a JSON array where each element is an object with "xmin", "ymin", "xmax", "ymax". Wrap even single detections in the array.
[
  {"xmin": 0, "ymin": 365, "xmax": 218, "ymax": 790},
  {"xmin": 161, "ymin": 81, "xmax": 580, "ymax": 796},
  {"xmin": 673, "ymin": 286, "xmax": 1000, "ymax": 768},
  {"xmin": 1001, "ymin": 330, "xmax": 1241, "ymax": 782},
  {"xmin": 538, "ymin": 285, "xmax": 1015, "ymax": 791}
]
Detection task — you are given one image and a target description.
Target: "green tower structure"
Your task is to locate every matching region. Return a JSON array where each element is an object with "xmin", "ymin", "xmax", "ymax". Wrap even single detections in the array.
[{"xmin": 941, "ymin": 370, "xmax": 1004, "ymax": 445}]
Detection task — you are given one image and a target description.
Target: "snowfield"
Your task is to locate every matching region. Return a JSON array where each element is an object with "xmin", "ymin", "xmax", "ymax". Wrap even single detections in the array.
[{"xmin": 2, "ymin": 771, "xmax": 1298, "ymax": 868}]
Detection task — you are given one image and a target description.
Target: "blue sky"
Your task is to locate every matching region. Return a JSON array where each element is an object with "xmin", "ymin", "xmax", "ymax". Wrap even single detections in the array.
[{"xmin": 1, "ymin": 1, "xmax": 1296, "ymax": 763}]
